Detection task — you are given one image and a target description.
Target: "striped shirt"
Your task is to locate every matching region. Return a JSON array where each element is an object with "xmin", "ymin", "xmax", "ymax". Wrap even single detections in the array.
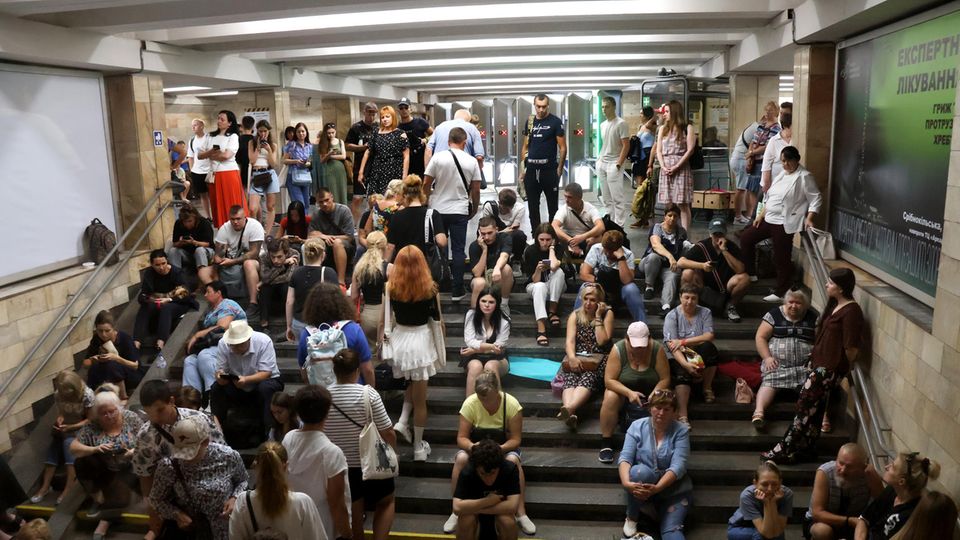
[{"xmin": 325, "ymin": 383, "xmax": 393, "ymax": 467}]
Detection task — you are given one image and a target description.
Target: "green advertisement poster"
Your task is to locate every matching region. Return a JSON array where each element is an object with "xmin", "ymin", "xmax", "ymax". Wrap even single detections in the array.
[{"xmin": 830, "ymin": 10, "xmax": 960, "ymax": 299}]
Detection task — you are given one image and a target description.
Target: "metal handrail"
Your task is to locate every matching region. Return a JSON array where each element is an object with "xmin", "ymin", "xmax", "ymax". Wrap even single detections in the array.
[
  {"xmin": 0, "ymin": 181, "xmax": 177, "ymax": 423},
  {"xmin": 800, "ymin": 229, "xmax": 894, "ymax": 471}
]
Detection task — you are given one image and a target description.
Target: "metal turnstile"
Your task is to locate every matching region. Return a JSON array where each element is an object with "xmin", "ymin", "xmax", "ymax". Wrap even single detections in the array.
[
  {"xmin": 564, "ymin": 92, "xmax": 595, "ymax": 191},
  {"xmin": 493, "ymin": 98, "xmax": 516, "ymax": 187},
  {"xmin": 471, "ymin": 100, "xmax": 494, "ymax": 186}
]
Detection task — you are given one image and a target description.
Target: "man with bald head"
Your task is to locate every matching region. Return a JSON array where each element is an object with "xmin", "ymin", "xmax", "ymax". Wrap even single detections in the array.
[
  {"xmin": 425, "ymin": 108, "xmax": 485, "ymax": 168},
  {"xmin": 804, "ymin": 443, "xmax": 883, "ymax": 540}
]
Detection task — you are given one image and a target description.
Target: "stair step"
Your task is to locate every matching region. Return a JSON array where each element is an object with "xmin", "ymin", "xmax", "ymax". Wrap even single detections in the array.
[
  {"xmin": 394, "ymin": 445, "xmax": 821, "ymax": 486},
  {"xmin": 444, "ymin": 316, "xmax": 760, "ymax": 339},
  {"xmin": 394, "ymin": 477, "xmax": 812, "ymax": 523}
]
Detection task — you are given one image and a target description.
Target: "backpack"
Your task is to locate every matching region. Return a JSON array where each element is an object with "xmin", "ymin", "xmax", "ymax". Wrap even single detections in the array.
[
  {"xmin": 304, "ymin": 321, "xmax": 352, "ymax": 387},
  {"xmin": 83, "ymin": 218, "xmax": 119, "ymax": 266},
  {"xmin": 601, "ymin": 215, "xmax": 631, "ymax": 249}
]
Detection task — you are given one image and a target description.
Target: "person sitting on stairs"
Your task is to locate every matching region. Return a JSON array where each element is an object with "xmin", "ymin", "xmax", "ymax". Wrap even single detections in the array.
[
  {"xmin": 521, "ymin": 223, "xmax": 566, "ymax": 346},
  {"xmin": 727, "ymin": 461, "xmax": 793, "ymax": 540},
  {"xmin": 577, "ymin": 230, "xmax": 646, "ymax": 323},
  {"xmin": 460, "ymin": 288, "xmax": 511, "ymax": 397},
  {"xmin": 559, "ymin": 283, "xmax": 614, "ymax": 435}
]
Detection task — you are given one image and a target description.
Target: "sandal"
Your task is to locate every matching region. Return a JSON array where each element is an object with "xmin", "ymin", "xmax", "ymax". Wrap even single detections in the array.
[
  {"xmin": 536, "ymin": 331, "xmax": 549, "ymax": 346},
  {"xmin": 548, "ymin": 313, "xmax": 561, "ymax": 328},
  {"xmin": 678, "ymin": 416, "xmax": 691, "ymax": 430},
  {"xmin": 703, "ymin": 389, "xmax": 716, "ymax": 404},
  {"xmin": 751, "ymin": 412, "xmax": 766, "ymax": 430},
  {"xmin": 821, "ymin": 418, "xmax": 833, "ymax": 434}
]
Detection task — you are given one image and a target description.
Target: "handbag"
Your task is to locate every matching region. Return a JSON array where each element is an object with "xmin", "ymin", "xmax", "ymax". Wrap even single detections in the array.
[
  {"xmin": 735, "ymin": 378, "xmax": 755, "ymax": 404},
  {"xmin": 188, "ymin": 327, "xmax": 225, "ymax": 355},
  {"xmin": 290, "ymin": 166, "xmax": 312, "ymax": 186},
  {"xmin": 689, "ymin": 138, "xmax": 705, "ymax": 170},
  {"xmin": 380, "ymin": 289, "xmax": 395, "ymax": 363},
  {"xmin": 428, "ymin": 295, "xmax": 447, "ymax": 367},
  {"xmin": 157, "ymin": 461, "xmax": 213, "ymax": 540},
  {"xmin": 251, "ymin": 169, "xmax": 273, "ymax": 190},
  {"xmin": 423, "ymin": 209, "xmax": 452, "ymax": 285},
  {"xmin": 359, "ymin": 387, "xmax": 399, "ymax": 479},
  {"xmin": 551, "ymin": 369, "xmax": 564, "ymax": 399},
  {"xmin": 680, "ymin": 346, "xmax": 704, "ymax": 368},
  {"xmin": 561, "ymin": 353, "xmax": 603, "ymax": 372},
  {"xmin": 469, "ymin": 398, "xmax": 508, "ymax": 445},
  {"xmin": 808, "ymin": 227, "xmax": 836, "ymax": 259}
]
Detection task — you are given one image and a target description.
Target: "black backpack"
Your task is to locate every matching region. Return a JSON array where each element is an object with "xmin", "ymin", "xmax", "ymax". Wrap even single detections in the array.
[
  {"xmin": 601, "ymin": 215, "xmax": 631, "ymax": 249},
  {"xmin": 83, "ymin": 218, "xmax": 119, "ymax": 266}
]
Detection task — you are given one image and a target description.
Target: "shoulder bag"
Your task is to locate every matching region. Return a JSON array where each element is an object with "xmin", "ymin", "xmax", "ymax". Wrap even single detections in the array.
[
  {"xmin": 330, "ymin": 387, "xmax": 399, "ymax": 480},
  {"xmin": 157, "ymin": 460, "xmax": 213, "ymax": 540},
  {"xmin": 380, "ymin": 288, "xmax": 395, "ymax": 363},
  {"xmin": 562, "ymin": 352, "xmax": 604, "ymax": 372},
  {"xmin": 428, "ymin": 295, "xmax": 447, "ymax": 368},
  {"xmin": 449, "ymin": 150, "xmax": 476, "ymax": 216},
  {"xmin": 423, "ymin": 208, "xmax": 451, "ymax": 285}
]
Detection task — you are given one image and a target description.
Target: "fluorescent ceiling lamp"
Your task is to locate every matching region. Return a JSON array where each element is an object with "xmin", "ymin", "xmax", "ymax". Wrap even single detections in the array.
[
  {"xmin": 399, "ymin": 76, "xmax": 650, "ymax": 86},
  {"xmin": 248, "ymin": 33, "xmax": 743, "ymax": 60},
  {"xmin": 779, "ymin": 75, "xmax": 795, "ymax": 80},
  {"xmin": 190, "ymin": 91, "xmax": 239, "ymax": 97},
  {"xmin": 313, "ymin": 53, "xmax": 715, "ymax": 72},
  {"xmin": 359, "ymin": 66, "xmax": 670, "ymax": 79},
  {"xmin": 430, "ymin": 82, "xmax": 638, "ymax": 91},
  {"xmin": 139, "ymin": 1, "xmax": 776, "ymax": 42},
  {"xmin": 163, "ymin": 86, "xmax": 211, "ymax": 93}
]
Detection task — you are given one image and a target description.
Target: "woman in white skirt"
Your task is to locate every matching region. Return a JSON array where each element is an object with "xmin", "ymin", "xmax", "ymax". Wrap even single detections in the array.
[{"xmin": 384, "ymin": 245, "xmax": 444, "ymax": 461}]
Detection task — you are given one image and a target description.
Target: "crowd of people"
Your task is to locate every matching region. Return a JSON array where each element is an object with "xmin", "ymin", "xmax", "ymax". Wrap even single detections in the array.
[{"xmin": 12, "ymin": 97, "xmax": 959, "ymax": 540}]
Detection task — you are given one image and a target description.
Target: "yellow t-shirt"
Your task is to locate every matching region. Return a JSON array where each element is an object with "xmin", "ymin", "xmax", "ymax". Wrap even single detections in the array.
[{"xmin": 459, "ymin": 392, "xmax": 522, "ymax": 429}]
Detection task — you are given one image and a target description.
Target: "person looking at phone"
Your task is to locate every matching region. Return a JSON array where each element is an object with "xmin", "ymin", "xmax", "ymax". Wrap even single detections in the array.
[
  {"xmin": 598, "ymin": 321, "xmax": 671, "ymax": 464},
  {"xmin": 282, "ymin": 122, "xmax": 313, "ymax": 210},
  {"xmin": 617, "ymin": 388, "xmax": 692, "ymax": 540},
  {"xmin": 133, "ymin": 249, "xmax": 197, "ymax": 352},
  {"xmin": 677, "ymin": 217, "xmax": 750, "ymax": 323},
  {"xmin": 246, "ymin": 119, "xmax": 280, "ymax": 236},
  {"xmin": 211, "ymin": 320, "xmax": 283, "ymax": 439},
  {"xmin": 170, "ymin": 204, "xmax": 216, "ymax": 285},
  {"xmin": 521, "ymin": 223, "xmax": 566, "ymax": 346},
  {"xmin": 83, "ymin": 310, "xmax": 143, "ymax": 398},
  {"xmin": 578, "ymin": 230, "xmax": 645, "ymax": 323}
]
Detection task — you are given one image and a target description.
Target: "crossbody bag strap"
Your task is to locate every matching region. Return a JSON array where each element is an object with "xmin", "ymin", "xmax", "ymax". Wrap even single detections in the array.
[
  {"xmin": 153, "ymin": 423, "xmax": 175, "ymax": 444},
  {"xmin": 697, "ymin": 243, "xmax": 725, "ymax": 293},
  {"xmin": 171, "ymin": 459, "xmax": 202, "ymax": 518},
  {"xmin": 570, "ymin": 208, "xmax": 591, "ymax": 230},
  {"xmin": 449, "ymin": 150, "xmax": 470, "ymax": 193},
  {"xmin": 331, "ymin": 401, "xmax": 364, "ymax": 429},
  {"xmin": 245, "ymin": 490, "xmax": 259, "ymax": 532},
  {"xmin": 383, "ymin": 287, "xmax": 392, "ymax": 337},
  {"xmin": 501, "ymin": 393, "xmax": 508, "ymax": 439},
  {"xmin": 424, "ymin": 208, "xmax": 434, "ymax": 245},
  {"xmin": 234, "ymin": 219, "xmax": 248, "ymax": 259}
]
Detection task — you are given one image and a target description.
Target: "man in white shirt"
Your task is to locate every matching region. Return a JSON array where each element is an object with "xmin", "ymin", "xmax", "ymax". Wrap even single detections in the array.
[
  {"xmin": 596, "ymin": 96, "xmax": 631, "ymax": 226},
  {"xmin": 212, "ymin": 205, "xmax": 265, "ymax": 318},
  {"xmin": 551, "ymin": 183, "xmax": 605, "ymax": 257},
  {"xmin": 424, "ymin": 127, "xmax": 481, "ymax": 301}
]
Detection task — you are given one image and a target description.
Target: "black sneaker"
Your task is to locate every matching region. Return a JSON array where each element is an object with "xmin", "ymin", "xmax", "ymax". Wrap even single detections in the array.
[
  {"xmin": 643, "ymin": 287, "xmax": 655, "ymax": 300},
  {"xmin": 726, "ymin": 304, "xmax": 742, "ymax": 323},
  {"xmin": 86, "ymin": 501, "xmax": 101, "ymax": 519},
  {"xmin": 246, "ymin": 303, "xmax": 261, "ymax": 323},
  {"xmin": 598, "ymin": 447, "xmax": 615, "ymax": 463}
]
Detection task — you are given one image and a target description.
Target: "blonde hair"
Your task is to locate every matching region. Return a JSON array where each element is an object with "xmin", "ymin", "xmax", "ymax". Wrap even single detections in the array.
[
  {"xmin": 386, "ymin": 179, "xmax": 404, "ymax": 199},
  {"xmin": 15, "ymin": 519, "xmax": 50, "ymax": 540},
  {"xmin": 474, "ymin": 370, "xmax": 501, "ymax": 397},
  {"xmin": 574, "ymin": 284, "xmax": 606, "ymax": 326},
  {"xmin": 302, "ymin": 238, "xmax": 326, "ymax": 265},
  {"xmin": 896, "ymin": 452, "xmax": 941, "ymax": 494},
  {"xmin": 401, "ymin": 174, "xmax": 426, "ymax": 206},
  {"xmin": 354, "ymin": 231, "xmax": 386, "ymax": 287},
  {"xmin": 255, "ymin": 442, "xmax": 290, "ymax": 519}
]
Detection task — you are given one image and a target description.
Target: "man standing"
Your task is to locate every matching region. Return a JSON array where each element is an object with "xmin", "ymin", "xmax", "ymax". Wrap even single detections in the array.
[
  {"xmin": 426, "ymin": 109, "xmax": 485, "ymax": 172},
  {"xmin": 211, "ymin": 320, "xmax": 284, "ymax": 437},
  {"xmin": 521, "ymin": 94, "xmax": 567, "ymax": 229},
  {"xmin": 345, "ymin": 102, "xmax": 379, "ymax": 221},
  {"xmin": 212, "ymin": 205, "xmax": 265, "ymax": 321},
  {"xmin": 677, "ymin": 218, "xmax": 750, "ymax": 322},
  {"xmin": 424, "ymin": 127, "xmax": 481, "ymax": 301},
  {"xmin": 551, "ymin": 183, "xmax": 604, "ymax": 258},
  {"xmin": 237, "ymin": 115, "xmax": 255, "ymax": 189},
  {"xmin": 596, "ymin": 96, "xmax": 631, "ymax": 226},
  {"xmin": 398, "ymin": 97, "xmax": 433, "ymax": 177},
  {"xmin": 469, "ymin": 217, "xmax": 514, "ymax": 313},
  {"xmin": 308, "ymin": 187, "xmax": 357, "ymax": 287}
]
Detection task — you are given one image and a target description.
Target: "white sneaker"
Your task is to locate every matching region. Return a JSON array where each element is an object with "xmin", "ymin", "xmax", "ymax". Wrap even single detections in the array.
[
  {"xmin": 443, "ymin": 513, "xmax": 458, "ymax": 534},
  {"xmin": 763, "ymin": 293, "xmax": 782, "ymax": 302},
  {"xmin": 517, "ymin": 514, "xmax": 536, "ymax": 535},
  {"xmin": 501, "ymin": 301, "xmax": 510, "ymax": 318},
  {"xmin": 394, "ymin": 422, "xmax": 412, "ymax": 444},
  {"xmin": 749, "ymin": 274, "xmax": 759, "ymax": 282},
  {"xmin": 414, "ymin": 440, "xmax": 431, "ymax": 461},
  {"xmin": 623, "ymin": 517, "xmax": 638, "ymax": 537}
]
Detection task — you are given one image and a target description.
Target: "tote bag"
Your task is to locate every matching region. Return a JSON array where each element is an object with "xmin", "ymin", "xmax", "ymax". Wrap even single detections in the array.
[{"xmin": 360, "ymin": 387, "xmax": 399, "ymax": 480}]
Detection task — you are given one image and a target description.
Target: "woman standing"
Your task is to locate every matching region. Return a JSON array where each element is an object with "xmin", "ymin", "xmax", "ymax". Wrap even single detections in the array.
[
  {"xmin": 618, "ymin": 389, "xmax": 692, "ymax": 540},
  {"xmin": 315, "ymin": 122, "xmax": 349, "ymax": 205},
  {"xmin": 283, "ymin": 123, "xmax": 314, "ymax": 210},
  {"xmin": 186, "ymin": 118, "xmax": 213, "ymax": 218},
  {"xmin": 352, "ymin": 231, "xmax": 389, "ymax": 360},
  {"xmin": 762, "ymin": 268, "xmax": 863, "ymax": 464},
  {"xmin": 740, "ymin": 146, "xmax": 821, "ymax": 302},
  {"xmin": 384, "ymin": 245, "xmax": 443, "ymax": 462},
  {"xmin": 752, "ymin": 291, "xmax": 818, "ymax": 429},
  {"xmin": 656, "ymin": 100, "xmax": 696, "ymax": 231},
  {"xmin": 358, "ymin": 106, "xmax": 410, "ymax": 196},
  {"xmin": 247, "ymin": 119, "xmax": 281, "ymax": 236},
  {"xmin": 150, "ymin": 416, "xmax": 248, "ymax": 540},
  {"xmin": 285, "ymin": 239, "xmax": 338, "ymax": 342},
  {"xmin": 201, "ymin": 110, "xmax": 247, "ymax": 227},
  {"xmin": 558, "ymin": 284, "xmax": 614, "ymax": 432},
  {"xmin": 228, "ymin": 442, "xmax": 323, "ymax": 539},
  {"xmin": 460, "ymin": 289, "xmax": 510, "ymax": 396}
]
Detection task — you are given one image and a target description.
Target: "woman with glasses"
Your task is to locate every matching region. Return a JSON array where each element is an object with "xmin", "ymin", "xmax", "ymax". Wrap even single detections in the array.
[
  {"xmin": 598, "ymin": 321, "xmax": 671, "ymax": 464},
  {"xmin": 617, "ymin": 388, "xmax": 692, "ymax": 540},
  {"xmin": 314, "ymin": 122, "xmax": 349, "ymax": 205}
]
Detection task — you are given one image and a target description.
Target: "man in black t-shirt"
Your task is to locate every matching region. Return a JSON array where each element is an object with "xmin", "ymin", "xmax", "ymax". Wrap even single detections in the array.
[
  {"xmin": 677, "ymin": 218, "xmax": 750, "ymax": 322},
  {"xmin": 452, "ymin": 439, "xmax": 520, "ymax": 540},
  {"xmin": 397, "ymin": 97, "xmax": 433, "ymax": 177},
  {"xmin": 169, "ymin": 205, "xmax": 216, "ymax": 285},
  {"xmin": 521, "ymin": 94, "xmax": 567, "ymax": 229},
  {"xmin": 237, "ymin": 115, "xmax": 255, "ymax": 189},
  {"xmin": 345, "ymin": 102, "xmax": 379, "ymax": 220},
  {"xmin": 469, "ymin": 217, "xmax": 514, "ymax": 312}
]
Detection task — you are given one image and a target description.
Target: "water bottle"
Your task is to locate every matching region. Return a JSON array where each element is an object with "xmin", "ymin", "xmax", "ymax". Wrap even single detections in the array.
[{"xmin": 154, "ymin": 352, "xmax": 167, "ymax": 370}]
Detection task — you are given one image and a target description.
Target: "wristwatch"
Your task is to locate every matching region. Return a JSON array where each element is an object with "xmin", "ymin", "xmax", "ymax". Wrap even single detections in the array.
[{"xmin": 617, "ymin": 256, "xmax": 626, "ymax": 262}]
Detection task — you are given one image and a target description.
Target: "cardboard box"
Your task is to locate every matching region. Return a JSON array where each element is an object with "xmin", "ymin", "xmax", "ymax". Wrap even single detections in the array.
[{"xmin": 693, "ymin": 190, "xmax": 733, "ymax": 210}]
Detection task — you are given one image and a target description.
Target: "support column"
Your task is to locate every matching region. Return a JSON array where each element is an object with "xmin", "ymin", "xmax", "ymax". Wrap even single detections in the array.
[
  {"xmin": 104, "ymin": 74, "xmax": 173, "ymax": 250},
  {"xmin": 251, "ymin": 89, "xmax": 292, "ymax": 149},
  {"xmin": 792, "ymin": 45, "xmax": 836, "ymax": 221}
]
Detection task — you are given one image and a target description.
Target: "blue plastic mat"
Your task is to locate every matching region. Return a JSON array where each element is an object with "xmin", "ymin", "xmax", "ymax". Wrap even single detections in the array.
[{"xmin": 508, "ymin": 356, "xmax": 560, "ymax": 382}]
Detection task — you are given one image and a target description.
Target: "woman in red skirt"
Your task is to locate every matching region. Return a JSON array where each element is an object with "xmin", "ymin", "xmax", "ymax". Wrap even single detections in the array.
[{"xmin": 199, "ymin": 110, "xmax": 247, "ymax": 226}]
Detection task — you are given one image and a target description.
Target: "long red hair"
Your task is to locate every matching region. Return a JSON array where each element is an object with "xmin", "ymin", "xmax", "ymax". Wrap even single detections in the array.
[{"xmin": 388, "ymin": 245, "xmax": 437, "ymax": 302}]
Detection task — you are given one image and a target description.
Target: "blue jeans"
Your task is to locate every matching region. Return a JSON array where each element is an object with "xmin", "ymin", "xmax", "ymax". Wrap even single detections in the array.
[
  {"xmin": 287, "ymin": 177, "xmax": 311, "ymax": 209},
  {"xmin": 575, "ymin": 282, "xmax": 647, "ymax": 323},
  {"xmin": 727, "ymin": 525, "xmax": 784, "ymax": 540},
  {"xmin": 439, "ymin": 213, "xmax": 469, "ymax": 296},
  {"xmin": 45, "ymin": 435, "xmax": 76, "ymax": 466},
  {"xmin": 183, "ymin": 346, "xmax": 218, "ymax": 392},
  {"xmin": 625, "ymin": 464, "xmax": 689, "ymax": 540}
]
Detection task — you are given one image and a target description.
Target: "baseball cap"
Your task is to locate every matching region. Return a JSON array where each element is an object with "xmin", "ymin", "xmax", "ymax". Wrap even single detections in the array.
[
  {"xmin": 223, "ymin": 320, "xmax": 254, "ymax": 345},
  {"xmin": 398, "ymin": 97, "xmax": 411, "ymax": 107},
  {"xmin": 626, "ymin": 321, "xmax": 650, "ymax": 348},
  {"xmin": 170, "ymin": 416, "xmax": 210, "ymax": 460},
  {"xmin": 708, "ymin": 218, "xmax": 727, "ymax": 235}
]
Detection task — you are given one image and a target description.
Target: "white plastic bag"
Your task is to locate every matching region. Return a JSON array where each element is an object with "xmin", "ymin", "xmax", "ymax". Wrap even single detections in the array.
[
  {"xmin": 359, "ymin": 387, "xmax": 399, "ymax": 480},
  {"xmin": 809, "ymin": 227, "xmax": 836, "ymax": 259}
]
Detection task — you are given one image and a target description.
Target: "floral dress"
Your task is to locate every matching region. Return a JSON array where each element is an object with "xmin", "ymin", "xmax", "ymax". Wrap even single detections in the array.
[
  {"xmin": 657, "ymin": 128, "xmax": 693, "ymax": 205},
  {"xmin": 561, "ymin": 320, "xmax": 608, "ymax": 391},
  {"xmin": 365, "ymin": 129, "xmax": 409, "ymax": 196},
  {"xmin": 150, "ymin": 443, "xmax": 248, "ymax": 540}
]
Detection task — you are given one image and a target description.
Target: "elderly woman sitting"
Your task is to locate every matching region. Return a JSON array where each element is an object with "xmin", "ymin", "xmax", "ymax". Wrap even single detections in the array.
[
  {"xmin": 69, "ymin": 386, "xmax": 144, "ymax": 540},
  {"xmin": 617, "ymin": 389, "xmax": 692, "ymax": 540},
  {"xmin": 752, "ymin": 290, "xmax": 818, "ymax": 430}
]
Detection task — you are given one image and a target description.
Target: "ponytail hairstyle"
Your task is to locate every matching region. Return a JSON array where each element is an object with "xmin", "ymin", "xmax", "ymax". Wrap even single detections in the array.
[
  {"xmin": 898, "ymin": 452, "xmax": 941, "ymax": 494},
  {"xmin": 354, "ymin": 231, "xmax": 386, "ymax": 287},
  {"xmin": 302, "ymin": 238, "xmax": 326, "ymax": 265},
  {"xmin": 401, "ymin": 174, "xmax": 426, "ymax": 206},
  {"xmin": 254, "ymin": 442, "xmax": 290, "ymax": 519}
]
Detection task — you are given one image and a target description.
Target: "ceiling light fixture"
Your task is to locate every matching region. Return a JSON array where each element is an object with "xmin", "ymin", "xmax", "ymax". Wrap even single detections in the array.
[
  {"xmin": 163, "ymin": 86, "xmax": 211, "ymax": 93},
  {"xmin": 189, "ymin": 91, "xmax": 240, "ymax": 97}
]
